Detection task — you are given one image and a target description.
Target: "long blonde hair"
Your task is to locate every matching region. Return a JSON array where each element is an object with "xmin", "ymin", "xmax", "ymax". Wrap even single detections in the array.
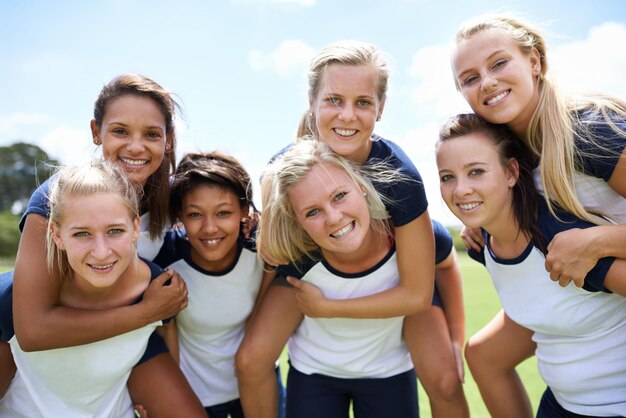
[{"xmin": 456, "ymin": 14, "xmax": 626, "ymax": 224}]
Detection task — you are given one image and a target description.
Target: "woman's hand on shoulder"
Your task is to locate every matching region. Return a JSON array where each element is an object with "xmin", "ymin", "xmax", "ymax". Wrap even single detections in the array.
[
  {"xmin": 460, "ymin": 226, "xmax": 484, "ymax": 252},
  {"xmin": 545, "ymin": 228, "xmax": 598, "ymax": 288},
  {"xmin": 140, "ymin": 269, "xmax": 188, "ymax": 323},
  {"xmin": 286, "ymin": 276, "xmax": 329, "ymax": 318}
]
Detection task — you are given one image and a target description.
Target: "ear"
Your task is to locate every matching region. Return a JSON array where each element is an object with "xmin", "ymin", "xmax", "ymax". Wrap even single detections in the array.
[
  {"xmin": 529, "ymin": 47, "xmax": 542, "ymax": 76},
  {"xmin": 50, "ymin": 224, "xmax": 65, "ymax": 250},
  {"xmin": 132, "ymin": 216, "xmax": 141, "ymax": 244},
  {"xmin": 506, "ymin": 158, "xmax": 520, "ymax": 187},
  {"xmin": 376, "ymin": 98, "xmax": 386, "ymax": 121},
  {"xmin": 90, "ymin": 120, "xmax": 101, "ymax": 144}
]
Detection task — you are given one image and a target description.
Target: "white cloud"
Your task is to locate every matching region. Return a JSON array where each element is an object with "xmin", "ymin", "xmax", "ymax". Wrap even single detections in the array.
[
  {"xmin": 551, "ymin": 22, "xmax": 626, "ymax": 98},
  {"xmin": 39, "ymin": 126, "xmax": 94, "ymax": 165},
  {"xmin": 248, "ymin": 40, "xmax": 316, "ymax": 78},
  {"xmin": 408, "ymin": 43, "xmax": 471, "ymax": 120},
  {"xmin": 0, "ymin": 112, "xmax": 51, "ymax": 135}
]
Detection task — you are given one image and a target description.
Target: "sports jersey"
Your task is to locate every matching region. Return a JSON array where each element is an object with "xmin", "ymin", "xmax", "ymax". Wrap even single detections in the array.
[
  {"xmin": 0, "ymin": 260, "xmax": 166, "ymax": 418},
  {"xmin": 469, "ymin": 201, "xmax": 626, "ymax": 416},
  {"xmin": 155, "ymin": 230, "xmax": 263, "ymax": 407},
  {"xmin": 281, "ymin": 245, "xmax": 413, "ymax": 379}
]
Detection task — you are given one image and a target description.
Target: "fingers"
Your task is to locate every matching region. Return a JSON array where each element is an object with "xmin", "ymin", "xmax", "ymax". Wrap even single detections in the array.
[
  {"xmin": 285, "ymin": 276, "xmax": 301, "ymax": 290},
  {"xmin": 152, "ymin": 269, "xmax": 174, "ymax": 286}
]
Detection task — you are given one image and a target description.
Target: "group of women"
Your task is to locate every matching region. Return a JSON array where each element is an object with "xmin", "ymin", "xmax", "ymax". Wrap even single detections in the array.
[{"xmin": 0, "ymin": 12, "xmax": 624, "ymax": 418}]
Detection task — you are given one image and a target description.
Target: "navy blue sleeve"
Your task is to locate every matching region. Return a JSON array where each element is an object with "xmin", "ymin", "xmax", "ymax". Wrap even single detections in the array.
[
  {"xmin": 135, "ymin": 331, "xmax": 169, "ymax": 366},
  {"xmin": 368, "ymin": 138, "xmax": 428, "ymax": 227},
  {"xmin": 18, "ymin": 177, "xmax": 55, "ymax": 232},
  {"xmin": 0, "ymin": 271, "xmax": 14, "ymax": 342},
  {"xmin": 574, "ymin": 110, "xmax": 626, "ymax": 181},
  {"xmin": 152, "ymin": 229, "xmax": 187, "ymax": 268},
  {"xmin": 466, "ymin": 229, "xmax": 487, "ymax": 266},
  {"xmin": 537, "ymin": 201, "xmax": 615, "ymax": 292},
  {"xmin": 432, "ymin": 219, "xmax": 453, "ymax": 265}
]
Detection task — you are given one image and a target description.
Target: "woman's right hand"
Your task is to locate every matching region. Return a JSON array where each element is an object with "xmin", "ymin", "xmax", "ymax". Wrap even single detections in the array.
[
  {"xmin": 141, "ymin": 269, "xmax": 188, "ymax": 323},
  {"xmin": 460, "ymin": 226, "xmax": 485, "ymax": 252}
]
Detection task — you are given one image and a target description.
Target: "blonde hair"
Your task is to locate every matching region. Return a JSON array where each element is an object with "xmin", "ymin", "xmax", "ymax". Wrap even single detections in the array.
[
  {"xmin": 259, "ymin": 139, "xmax": 399, "ymax": 265},
  {"xmin": 455, "ymin": 14, "xmax": 626, "ymax": 224},
  {"xmin": 46, "ymin": 160, "xmax": 141, "ymax": 280},
  {"xmin": 304, "ymin": 40, "xmax": 390, "ymax": 138}
]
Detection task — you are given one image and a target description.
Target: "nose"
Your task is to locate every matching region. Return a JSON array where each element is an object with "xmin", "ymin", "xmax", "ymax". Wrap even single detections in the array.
[
  {"xmin": 91, "ymin": 234, "xmax": 112, "ymax": 259},
  {"xmin": 338, "ymin": 103, "xmax": 356, "ymax": 122},
  {"xmin": 480, "ymin": 74, "xmax": 498, "ymax": 92},
  {"xmin": 201, "ymin": 217, "xmax": 219, "ymax": 234},
  {"xmin": 453, "ymin": 177, "xmax": 473, "ymax": 198},
  {"xmin": 126, "ymin": 133, "xmax": 145, "ymax": 153},
  {"xmin": 325, "ymin": 206, "xmax": 343, "ymax": 226}
]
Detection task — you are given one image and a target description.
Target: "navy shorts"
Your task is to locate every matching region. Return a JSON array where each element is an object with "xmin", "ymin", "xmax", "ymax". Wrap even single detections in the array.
[
  {"xmin": 431, "ymin": 283, "xmax": 443, "ymax": 309},
  {"xmin": 536, "ymin": 387, "xmax": 622, "ymax": 418},
  {"xmin": 286, "ymin": 365, "xmax": 418, "ymax": 418}
]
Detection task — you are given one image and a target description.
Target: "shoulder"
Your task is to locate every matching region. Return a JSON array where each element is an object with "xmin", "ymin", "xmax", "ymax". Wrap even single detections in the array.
[
  {"xmin": 432, "ymin": 219, "xmax": 453, "ymax": 264},
  {"xmin": 276, "ymin": 254, "xmax": 321, "ymax": 280},
  {"xmin": 152, "ymin": 228, "xmax": 188, "ymax": 268},
  {"xmin": 18, "ymin": 176, "xmax": 56, "ymax": 232},
  {"xmin": 369, "ymin": 136, "xmax": 421, "ymax": 177}
]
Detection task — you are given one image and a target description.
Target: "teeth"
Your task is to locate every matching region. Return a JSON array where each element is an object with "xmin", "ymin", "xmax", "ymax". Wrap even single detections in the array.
[
  {"xmin": 459, "ymin": 202, "xmax": 481, "ymax": 210},
  {"xmin": 334, "ymin": 128, "xmax": 357, "ymax": 137},
  {"xmin": 202, "ymin": 238, "xmax": 221, "ymax": 245},
  {"xmin": 486, "ymin": 91, "xmax": 509, "ymax": 105},
  {"xmin": 330, "ymin": 222, "xmax": 354, "ymax": 238},
  {"xmin": 120, "ymin": 157, "xmax": 148, "ymax": 166},
  {"xmin": 90, "ymin": 263, "xmax": 114, "ymax": 270}
]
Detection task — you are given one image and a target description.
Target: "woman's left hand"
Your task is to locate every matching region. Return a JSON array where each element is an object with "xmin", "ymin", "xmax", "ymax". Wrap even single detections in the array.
[
  {"xmin": 545, "ymin": 228, "xmax": 598, "ymax": 288},
  {"xmin": 286, "ymin": 276, "xmax": 328, "ymax": 317}
]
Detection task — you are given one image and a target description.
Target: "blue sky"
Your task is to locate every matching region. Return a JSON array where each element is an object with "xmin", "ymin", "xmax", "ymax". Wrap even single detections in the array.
[{"xmin": 1, "ymin": 0, "xmax": 625, "ymax": 224}]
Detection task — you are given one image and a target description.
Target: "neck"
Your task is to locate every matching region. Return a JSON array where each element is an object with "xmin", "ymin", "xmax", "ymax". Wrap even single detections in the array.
[{"xmin": 485, "ymin": 216, "xmax": 530, "ymax": 259}]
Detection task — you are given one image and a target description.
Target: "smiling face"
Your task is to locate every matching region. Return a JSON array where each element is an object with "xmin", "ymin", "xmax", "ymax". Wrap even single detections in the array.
[
  {"xmin": 288, "ymin": 162, "xmax": 373, "ymax": 262},
  {"xmin": 452, "ymin": 28, "xmax": 542, "ymax": 137},
  {"xmin": 92, "ymin": 94, "xmax": 168, "ymax": 186},
  {"xmin": 51, "ymin": 192, "xmax": 139, "ymax": 291},
  {"xmin": 436, "ymin": 132, "xmax": 518, "ymax": 233},
  {"xmin": 310, "ymin": 64, "xmax": 385, "ymax": 164},
  {"xmin": 180, "ymin": 184, "xmax": 244, "ymax": 272}
]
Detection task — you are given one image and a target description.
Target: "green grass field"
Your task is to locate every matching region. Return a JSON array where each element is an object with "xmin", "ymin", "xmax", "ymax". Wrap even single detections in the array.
[
  {"xmin": 278, "ymin": 251, "xmax": 545, "ymax": 417},
  {"xmin": 2, "ymin": 254, "xmax": 544, "ymax": 416}
]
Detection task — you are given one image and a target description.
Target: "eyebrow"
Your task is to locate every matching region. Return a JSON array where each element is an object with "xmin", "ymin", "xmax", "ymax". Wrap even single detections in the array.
[{"xmin": 108, "ymin": 121, "xmax": 165, "ymax": 131}]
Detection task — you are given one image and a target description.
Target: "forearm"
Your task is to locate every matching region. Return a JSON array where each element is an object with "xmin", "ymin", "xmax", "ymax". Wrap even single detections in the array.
[
  {"xmin": 16, "ymin": 303, "xmax": 153, "ymax": 351},
  {"xmin": 604, "ymin": 258, "xmax": 626, "ymax": 297},
  {"xmin": 588, "ymin": 224, "xmax": 626, "ymax": 260},
  {"xmin": 322, "ymin": 284, "xmax": 431, "ymax": 318},
  {"xmin": 435, "ymin": 266, "xmax": 466, "ymax": 346}
]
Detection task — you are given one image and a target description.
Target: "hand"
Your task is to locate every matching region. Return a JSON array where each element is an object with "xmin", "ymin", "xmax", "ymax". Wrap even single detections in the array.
[
  {"xmin": 241, "ymin": 210, "xmax": 259, "ymax": 239},
  {"xmin": 451, "ymin": 341, "xmax": 465, "ymax": 383},
  {"xmin": 460, "ymin": 226, "xmax": 484, "ymax": 252},
  {"xmin": 134, "ymin": 404, "xmax": 148, "ymax": 418},
  {"xmin": 545, "ymin": 228, "xmax": 598, "ymax": 288},
  {"xmin": 286, "ymin": 276, "xmax": 328, "ymax": 317},
  {"xmin": 141, "ymin": 269, "xmax": 188, "ymax": 323}
]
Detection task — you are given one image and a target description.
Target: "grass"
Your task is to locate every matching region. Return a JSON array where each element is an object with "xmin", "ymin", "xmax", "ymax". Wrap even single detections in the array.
[{"xmin": 278, "ymin": 252, "xmax": 545, "ymax": 417}]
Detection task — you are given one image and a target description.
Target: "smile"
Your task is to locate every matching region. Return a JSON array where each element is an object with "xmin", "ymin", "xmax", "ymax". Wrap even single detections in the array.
[
  {"xmin": 201, "ymin": 237, "xmax": 223, "ymax": 246},
  {"xmin": 334, "ymin": 128, "xmax": 357, "ymax": 137},
  {"xmin": 457, "ymin": 202, "xmax": 482, "ymax": 211},
  {"xmin": 330, "ymin": 221, "xmax": 355, "ymax": 238},
  {"xmin": 484, "ymin": 90, "xmax": 510, "ymax": 106},
  {"xmin": 120, "ymin": 157, "xmax": 149, "ymax": 166},
  {"xmin": 88, "ymin": 262, "xmax": 115, "ymax": 271}
]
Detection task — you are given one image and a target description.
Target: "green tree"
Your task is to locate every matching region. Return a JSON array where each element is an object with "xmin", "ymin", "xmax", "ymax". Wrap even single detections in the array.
[
  {"xmin": 0, "ymin": 142, "xmax": 59, "ymax": 214},
  {"xmin": 0, "ymin": 210, "xmax": 20, "ymax": 257}
]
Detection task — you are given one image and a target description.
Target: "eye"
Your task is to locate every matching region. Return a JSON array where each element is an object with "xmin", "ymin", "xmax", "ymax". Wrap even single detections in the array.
[
  {"xmin": 112, "ymin": 128, "xmax": 127, "ymax": 135},
  {"xmin": 185, "ymin": 211, "xmax": 202, "ymax": 219},
  {"xmin": 145, "ymin": 131, "xmax": 162, "ymax": 139},
  {"xmin": 305, "ymin": 208, "xmax": 320, "ymax": 218},
  {"xmin": 493, "ymin": 59, "xmax": 507, "ymax": 69},
  {"xmin": 326, "ymin": 96, "xmax": 341, "ymax": 105},
  {"xmin": 356, "ymin": 99, "xmax": 372, "ymax": 106},
  {"xmin": 217, "ymin": 210, "xmax": 232, "ymax": 217},
  {"xmin": 108, "ymin": 228, "xmax": 125, "ymax": 235},
  {"xmin": 333, "ymin": 191, "xmax": 347, "ymax": 202},
  {"xmin": 461, "ymin": 75, "xmax": 478, "ymax": 86},
  {"xmin": 469, "ymin": 168, "xmax": 485, "ymax": 176},
  {"xmin": 440, "ymin": 174, "xmax": 454, "ymax": 183},
  {"xmin": 72, "ymin": 231, "xmax": 90, "ymax": 238}
]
